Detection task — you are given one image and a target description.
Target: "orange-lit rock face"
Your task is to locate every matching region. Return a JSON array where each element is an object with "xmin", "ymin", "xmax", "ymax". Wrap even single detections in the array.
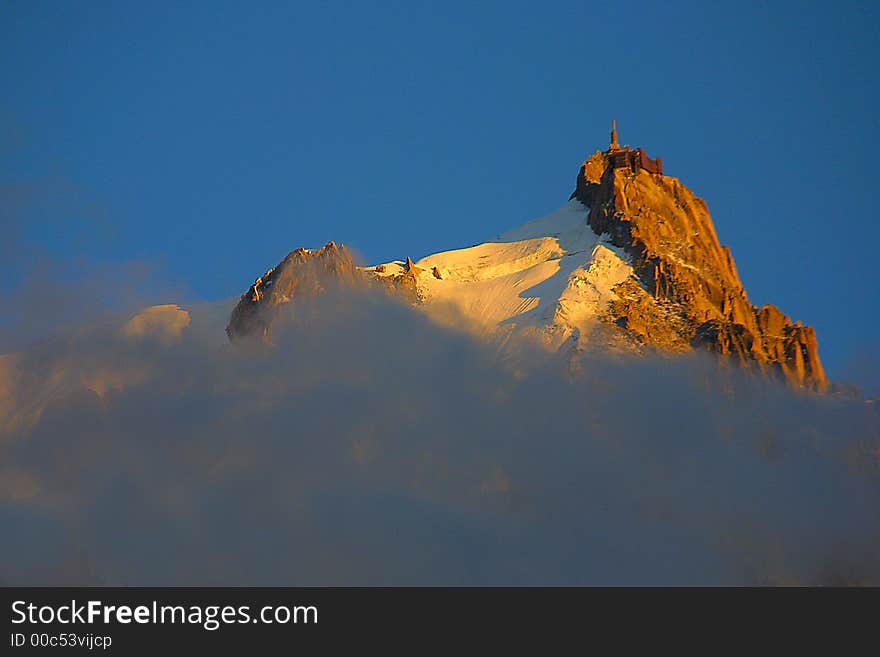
[
  {"xmin": 226, "ymin": 242, "xmax": 427, "ymax": 341},
  {"xmin": 573, "ymin": 151, "xmax": 827, "ymax": 391},
  {"xmin": 226, "ymin": 242, "xmax": 364, "ymax": 341}
]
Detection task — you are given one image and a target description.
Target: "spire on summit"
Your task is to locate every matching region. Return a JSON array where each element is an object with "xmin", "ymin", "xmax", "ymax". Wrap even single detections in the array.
[{"xmin": 602, "ymin": 120, "xmax": 663, "ymax": 175}]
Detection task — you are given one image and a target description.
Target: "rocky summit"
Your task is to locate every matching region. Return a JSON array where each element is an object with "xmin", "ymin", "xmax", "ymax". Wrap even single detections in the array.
[
  {"xmin": 226, "ymin": 242, "xmax": 361, "ymax": 341},
  {"xmin": 227, "ymin": 122, "xmax": 827, "ymax": 392}
]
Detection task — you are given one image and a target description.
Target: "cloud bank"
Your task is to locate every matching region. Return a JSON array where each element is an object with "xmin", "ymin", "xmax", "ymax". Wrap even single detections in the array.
[{"xmin": 1, "ymin": 285, "xmax": 878, "ymax": 585}]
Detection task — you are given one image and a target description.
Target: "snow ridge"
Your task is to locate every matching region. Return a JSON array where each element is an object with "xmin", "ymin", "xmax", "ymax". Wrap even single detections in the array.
[{"xmin": 367, "ymin": 200, "xmax": 635, "ymax": 349}]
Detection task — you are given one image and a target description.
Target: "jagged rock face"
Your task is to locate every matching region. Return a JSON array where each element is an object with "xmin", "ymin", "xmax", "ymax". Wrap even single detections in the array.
[
  {"xmin": 572, "ymin": 150, "xmax": 827, "ymax": 391},
  {"xmin": 226, "ymin": 242, "xmax": 363, "ymax": 340},
  {"xmin": 226, "ymin": 242, "xmax": 421, "ymax": 340}
]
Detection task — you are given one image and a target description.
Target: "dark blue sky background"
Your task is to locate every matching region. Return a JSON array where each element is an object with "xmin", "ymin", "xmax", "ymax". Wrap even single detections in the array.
[{"xmin": 1, "ymin": 1, "xmax": 878, "ymax": 387}]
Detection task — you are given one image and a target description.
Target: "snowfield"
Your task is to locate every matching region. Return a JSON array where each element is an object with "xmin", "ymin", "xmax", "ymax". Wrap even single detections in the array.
[
  {"xmin": 368, "ymin": 200, "xmax": 634, "ymax": 349},
  {"xmin": 132, "ymin": 201, "xmax": 635, "ymax": 354}
]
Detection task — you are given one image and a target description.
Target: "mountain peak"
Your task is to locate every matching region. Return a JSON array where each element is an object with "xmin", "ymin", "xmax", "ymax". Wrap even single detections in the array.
[
  {"xmin": 227, "ymin": 132, "xmax": 827, "ymax": 391},
  {"xmin": 571, "ymin": 139, "xmax": 827, "ymax": 391}
]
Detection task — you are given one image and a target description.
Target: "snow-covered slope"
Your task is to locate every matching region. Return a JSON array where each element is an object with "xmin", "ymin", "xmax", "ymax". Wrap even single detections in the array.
[
  {"xmin": 135, "ymin": 201, "xmax": 636, "ymax": 361},
  {"xmin": 364, "ymin": 200, "xmax": 635, "ymax": 351}
]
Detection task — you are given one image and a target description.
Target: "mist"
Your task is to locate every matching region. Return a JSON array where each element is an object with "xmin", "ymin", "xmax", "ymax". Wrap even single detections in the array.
[{"xmin": 1, "ymin": 283, "xmax": 878, "ymax": 585}]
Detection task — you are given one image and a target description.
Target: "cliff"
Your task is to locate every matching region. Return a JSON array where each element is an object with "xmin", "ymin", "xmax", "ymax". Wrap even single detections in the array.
[{"xmin": 572, "ymin": 149, "xmax": 827, "ymax": 391}]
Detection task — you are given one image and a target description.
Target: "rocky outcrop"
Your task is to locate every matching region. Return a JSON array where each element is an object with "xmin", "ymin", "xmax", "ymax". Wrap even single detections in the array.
[
  {"xmin": 572, "ymin": 150, "xmax": 827, "ymax": 391},
  {"xmin": 226, "ymin": 242, "xmax": 363, "ymax": 340},
  {"xmin": 226, "ymin": 242, "xmax": 422, "ymax": 340}
]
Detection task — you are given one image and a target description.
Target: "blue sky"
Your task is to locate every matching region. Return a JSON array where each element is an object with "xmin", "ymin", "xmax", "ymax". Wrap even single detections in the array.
[{"xmin": 1, "ymin": 1, "xmax": 878, "ymax": 388}]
